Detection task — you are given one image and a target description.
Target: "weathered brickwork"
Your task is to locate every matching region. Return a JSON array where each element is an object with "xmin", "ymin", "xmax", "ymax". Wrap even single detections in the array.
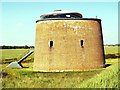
[{"xmin": 33, "ymin": 20, "xmax": 105, "ymax": 72}]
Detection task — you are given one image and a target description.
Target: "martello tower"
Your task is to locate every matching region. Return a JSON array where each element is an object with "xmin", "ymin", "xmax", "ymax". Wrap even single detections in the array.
[{"xmin": 33, "ymin": 10, "xmax": 105, "ymax": 72}]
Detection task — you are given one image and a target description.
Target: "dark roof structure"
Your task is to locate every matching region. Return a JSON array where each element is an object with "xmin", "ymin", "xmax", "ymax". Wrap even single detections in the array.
[{"xmin": 40, "ymin": 10, "xmax": 83, "ymax": 20}]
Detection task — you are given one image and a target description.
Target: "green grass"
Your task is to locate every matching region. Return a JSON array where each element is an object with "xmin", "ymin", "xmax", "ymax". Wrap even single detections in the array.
[
  {"xmin": 1, "ymin": 49, "xmax": 29, "ymax": 60},
  {"xmin": 104, "ymin": 46, "xmax": 119, "ymax": 54},
  {"xmin": 78, "ymin": 59, "xmax": 119, "ymax": 88},
  {"xmin": 2, "ymin": 64, "xmax": 103, "ymax": 88},
  {"xmin": 1, "ymin": 49, "xmax": 34, "ymax": 63},
  {"xmin": 3, "ymin": 63, "xmax": 104, "ymax": 88},
  {"xmin": 1, "ymin": 46, "xmax": 119, "ymax": 88},
  {"xmin": 2, "ymin": 59, "xmax": 118, "ymax": 88}
]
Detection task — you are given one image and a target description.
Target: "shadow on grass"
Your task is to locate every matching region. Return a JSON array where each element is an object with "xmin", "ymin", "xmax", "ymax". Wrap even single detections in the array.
[
  {"xmin": 22, "ymin": 66, "xmax": 29, "ymax": 68},
  {"xmin": 104, "ymin": 64, "xmax": 111, "ymax": 68}
]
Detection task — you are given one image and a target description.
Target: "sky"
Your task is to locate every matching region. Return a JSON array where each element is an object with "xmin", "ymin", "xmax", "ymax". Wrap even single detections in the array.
[{"xmin": 0, "ymin": 1, "xmax": 119, "ymax": 46}]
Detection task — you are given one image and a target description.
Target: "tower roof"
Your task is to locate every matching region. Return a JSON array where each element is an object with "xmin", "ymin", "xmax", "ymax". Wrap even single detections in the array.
[{"xmin": 40, "ymin": 10, "xmax": 83, "ymax": 20}]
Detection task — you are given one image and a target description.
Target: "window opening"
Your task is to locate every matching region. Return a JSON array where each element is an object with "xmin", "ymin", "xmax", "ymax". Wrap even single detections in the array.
[
  {"xmin": 80, "ymin": 40, "xmax": 84, "ymax": 48},
  {"xmin": 50, "ymin": 41, "xmax": 53, "ymax": 48}
]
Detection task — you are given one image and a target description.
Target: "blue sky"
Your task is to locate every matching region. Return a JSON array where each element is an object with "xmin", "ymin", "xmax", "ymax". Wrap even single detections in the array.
[{"xmin": 0, "ymin": 2, "xmax": 118, "ymax": 46}]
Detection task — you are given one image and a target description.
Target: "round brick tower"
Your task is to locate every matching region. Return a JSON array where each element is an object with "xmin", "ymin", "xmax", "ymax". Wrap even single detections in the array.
[{"xmin": 33, "ymin": 10, "xmax": 105, "ymax": 72}]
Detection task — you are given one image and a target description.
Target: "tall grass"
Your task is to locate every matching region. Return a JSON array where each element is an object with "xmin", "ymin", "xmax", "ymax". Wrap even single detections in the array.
[
  {"xmin": 2, "ymin": 67, "xmax": 103, "ymax": 88},
  {"xmin": 78, "ymin": 59, "xmax": 118, "ymax": 88}
]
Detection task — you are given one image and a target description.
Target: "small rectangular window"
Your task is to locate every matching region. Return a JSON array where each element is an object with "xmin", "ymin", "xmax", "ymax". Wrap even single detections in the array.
[
  {"xmin": 50, "ymin": 41, "xmax": 53, "ymax": 48},
  {"xmin": 80, "ymin": 40, "xmax": 84, "ymax": 48}
]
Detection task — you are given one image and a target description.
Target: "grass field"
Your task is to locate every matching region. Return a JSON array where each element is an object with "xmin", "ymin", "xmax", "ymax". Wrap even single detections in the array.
[
  {"xmin": 104, "ymin": 46, "xmax": 119, "ymax": 54},
  {"xmin": 1, "ymin": 49, "xmax": 34, "ymax": 63},
  {"xmin": 1, "ymin": 46, "xmax": 119, "ymax": 88}
]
